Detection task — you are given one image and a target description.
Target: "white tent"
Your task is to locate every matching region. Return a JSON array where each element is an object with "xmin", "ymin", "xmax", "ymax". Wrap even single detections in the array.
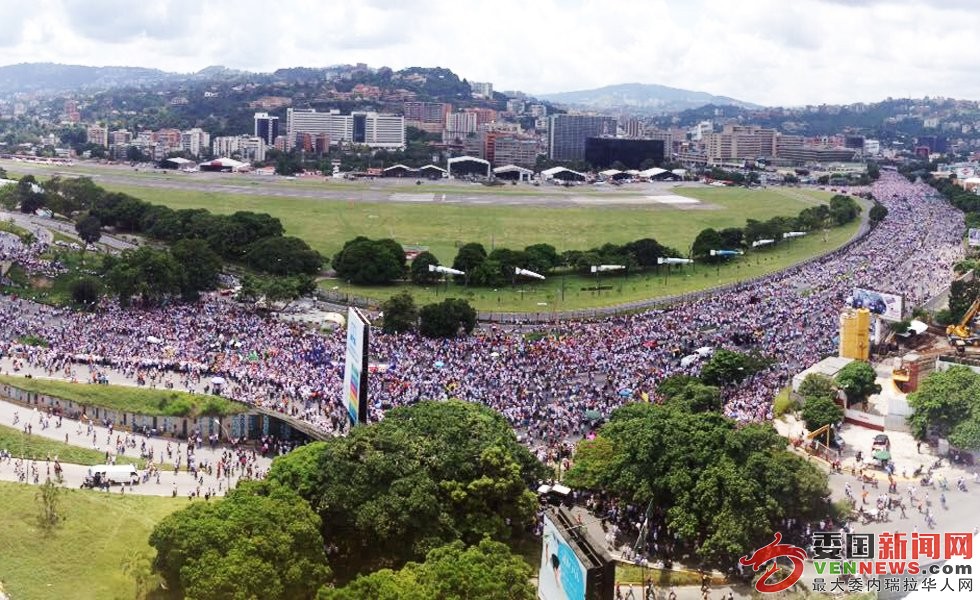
[
  {"xmin": 447, "ymin": 155, "xmax": 490, "ymax": 178},
  {"xmin": 638, "ymin": 167, "xmax": 667, "ymax": 179},
  {"xmin": 540, "ymin": 166, "xmax": 586, "ymax": 181},
  {"xmin": 493, "ymin": 164, "xmax": 533, "ymax": 181}
]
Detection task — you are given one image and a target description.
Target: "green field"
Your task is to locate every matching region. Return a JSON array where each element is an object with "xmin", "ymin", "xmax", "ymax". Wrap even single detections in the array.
[
  {"xmin": 0, "ymin": 375, "xmax": 247, "ymax": 418},
  {"xmin": 0, "ymin": 424, "xmax": 142, "ymax": 466},
  {"xmin": 99, "ymin": 183, "xmax": 833, "ymax": 263},
  {"xmin": 323, "ymin": 216, "xmax": 861, "ymax": 312},
  {"xmin": 0, "ymin": 481, "xmax": 180, "ymax": 600}
]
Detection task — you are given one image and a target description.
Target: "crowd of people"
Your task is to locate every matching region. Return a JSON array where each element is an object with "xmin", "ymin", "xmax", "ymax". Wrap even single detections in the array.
[{"xmin": 0, "ymin": 173, "xmax": 965, "ymax": 460}]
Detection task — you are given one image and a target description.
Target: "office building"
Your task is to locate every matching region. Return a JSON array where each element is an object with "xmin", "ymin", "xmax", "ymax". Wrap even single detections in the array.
[
  {"xmin": 254, "ymin": 112, "xmax": 280, "ymax": 146},
  {"xmin": 584, "ymin": 138, "xmax": 665, "ymax": 169},
  {"xmin": 212, "ymin": 135, "xmax": 266, "ymax": 163},
  {"xmin": 404, "ymin": 102, "xmax": 450, "ymax": 134},
  {"xmin": 470, "ymin": 81, "xmax": 493, "ymax": 98},
  {"xmin": 285, "ymin": 108, "xmax": 404, "ymax": 149},
  {"xmin": 446, "ymin": 112, "xmax": 478, "ymax": 138},
  {"xmin": 110, "ymin": 129, "xmax": 132, "ymax": 147},
  {"xmin": 622, "ymin": 119, "xmax": 644, "ymax": 138},
  {"xmin": 86, "ymin": 125, "xmax": 108, "ymax": 147},
  {"xmin": 492, "ymin": 136, "xmax": 540, "ymax": 168},
  {"xmin": 548, "ymin": 115, "xmax": 617, "ymax": 161},
  {"xmin": 703, "ymin": 125, "xmax": 777, "ymax": 163},
  {"xmin": 181, "ymin": 128, "xmax": 210, "ymax": 157}
]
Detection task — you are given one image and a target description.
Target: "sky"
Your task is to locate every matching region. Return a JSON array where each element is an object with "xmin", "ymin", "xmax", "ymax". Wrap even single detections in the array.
[{"xmin": 2, "ymin": 0, "xmax": 979, "ymax": 106}]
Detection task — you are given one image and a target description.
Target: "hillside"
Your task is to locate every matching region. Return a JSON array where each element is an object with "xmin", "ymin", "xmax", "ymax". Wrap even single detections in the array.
[{"xmin": 537, "ymin": 82, "xmax": 759, "ymax": 113}]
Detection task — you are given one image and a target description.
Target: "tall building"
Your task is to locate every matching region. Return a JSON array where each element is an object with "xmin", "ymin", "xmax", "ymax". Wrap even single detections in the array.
[
  {"xmin": 254, "ymin": 112, "xmax": 280, "ymax": 146},
  {"xmin": 548, "ymin": 115, "xmax": 617, "ymax": 161},
  {"xmin": 492, "ymin": 136, "xmax": 540, "ymax": 168},
  {"xmin": 285, "ymin": 108, "xmax": 404, "ymax": 149},
  {"xmin": 470, "ymin": 81, "xmax": 493, "ymax": 98},
  {"xmin": 703, "ymin": 125, "xmax": 777, "ymax": 163},
  {"xmin": 584, "ymin": 138, "xmax": 665, "ymax": 169},
  {"xmin": 212, "ymin": 135, "xmax": 266, "ymax": 163},
  {"xmin": 446, "ymin": 112, "xmax": 478, "ymax": 138},
  {"xmin": 622, "ymin": 118, "xmax": 644, "ymax": 138},
  {"xmin": 464, "ymin": 107, "xmax": 497, "ymax": 128},
  {"xmin": 181, "ymin": 128, "xmax": 210, "ymax": 157},
  {"xmin": 110, "ymin": 129, "xmax": 132, "ymax": 147},
  {"xmin": 404, "ymin": 102, "xmax": 450, "ymax": 134},
  {"xmin": 86, "ymin": 125, "xmax": 108, "ymax": 147}
]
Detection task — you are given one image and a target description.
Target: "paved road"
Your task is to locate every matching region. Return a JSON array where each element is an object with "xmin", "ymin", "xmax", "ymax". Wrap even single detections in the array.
[{"xmin": 0, "ymin": 209, "xmax": 135, "ymax": 251}]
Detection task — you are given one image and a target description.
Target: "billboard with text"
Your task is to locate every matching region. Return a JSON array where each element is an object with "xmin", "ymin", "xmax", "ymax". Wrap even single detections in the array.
[
  {"xmin": 342, "ymin": 307, "xmax": 369, "ymax": 425},
  {"xmin": 851, "ymin": 288, "xmax": 903, "ymax": 322}
]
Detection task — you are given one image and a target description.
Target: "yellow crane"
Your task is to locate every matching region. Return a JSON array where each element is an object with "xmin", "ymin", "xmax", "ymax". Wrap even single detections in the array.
[{"xmin": 946, "ymin": 297, "xmax": 980, "ymax": 341}]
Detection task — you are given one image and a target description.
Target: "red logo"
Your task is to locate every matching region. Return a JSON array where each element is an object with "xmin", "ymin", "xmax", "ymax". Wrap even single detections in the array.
[{"xmin": 740, "ymin": 533, "xmax": 807, "ymax": 593}]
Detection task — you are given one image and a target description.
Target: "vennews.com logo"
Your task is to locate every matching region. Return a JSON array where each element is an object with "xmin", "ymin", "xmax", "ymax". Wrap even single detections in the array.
[{"xmin": 740, "ymin": 532, "xmax": 974, "ymax": 594}]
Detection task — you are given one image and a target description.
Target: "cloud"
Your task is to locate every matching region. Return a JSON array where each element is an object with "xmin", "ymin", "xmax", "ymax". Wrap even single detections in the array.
[{"xmin": 2, "ymin": 0, "xmax": 980, "ymax": 106}]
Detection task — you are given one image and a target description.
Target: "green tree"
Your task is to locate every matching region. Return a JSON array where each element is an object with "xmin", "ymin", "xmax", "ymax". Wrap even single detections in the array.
[
  {"xmin": 120, "ymin": 550, "xmax": 157, "ymax": 600},
  {"xmin": 834, "ymin": 361, "xmax": 881, "ymax": 407},
  {"xmin": 148, "ymin": 481, "xmax": 331, "ymax": 600},
  {"xmin": 268, "ymin": 401, "xmax": 544, "ymax": 578},
  {"xmin": 869, "ymin": 203, "xmax": 888, "ymax": 226},
  {"xmin": 564, "ymin": 403, "xmax": 829, "ymax": 570},
  {"xmin": 657, "ymin": 375, "xmax": 721, "ymax": 412},
  {"xmin": 332, "ymin": 238, "xmax": 404, "ymax": 285},
  {"xmin": 171, "ymin": 238, "xmax": 222, "ymax": 301},
  {"xmin": 16, "ymin": 175, "xmax": 46, "ymax": 214},
  {"xmin": 699, "ymin": 349, "xmax": 770, "ymax": 387},
  {"xmin": 800, "ymin": 395, "xmax": 844, "ymax": 432},
  {"xmin": 907, "ymin": 366, "xmax": 980, "ymax": 449},
  {"xmin": 828, "ymin": 194, "xmax": 861, "ymax": 225},
  {"xmin": 381, "ymin": 291, "xmax": 419, "ymax": 334},
  {"xmin": 451, "ymin": 242, "xmax": 487, "ymax": 281},
  {"xmin": 69, "ymin": 277, "xmax": 101, "ymax": 308},
  {"xmin": 718, "ymin": 227, "xmax": 745, "ymax": 250},
  {"xmin": 103, "ymin": 247, "xmax": 181, "ymax": 306},
  {"xmin": 319, "ymin": 539, "xmax": 535, "ymax": 600},
  {"xmin": 523, "ymin": 243, "xmax": 560, "ymax": 273},
  {"xmin": 36, "ymin": 478, "xmax": 64, "ymax": 534},
  {"xmin": 798, "ymin": 373, "xmax": 837, "ymax": 403},
  {"xmin": 409, "ymin": 251, "xmax": 441, "ymax": 285},
  {"xmin": 419, "ymin": 298, "xmax": 477, "ymax": 338},
  {"xmin": 691, "ymin": 227, "xmax": 724, "ymax": 259},
  {"xmin": 74, "ymin": 214, "xmax": 102, "ymax": 246},
  {"xmin": 622, "ymin": 238, "xmax": 667, "ymax": 269},
  {"xmin": 245, "ymin": 236, "xmax": 324, "ymax": 276}
]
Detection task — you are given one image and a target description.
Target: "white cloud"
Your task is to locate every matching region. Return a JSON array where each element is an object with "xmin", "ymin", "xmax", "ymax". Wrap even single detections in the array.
[{"xmin": 2, "ymin": 0, "xmax": 980, "ymax": 105}]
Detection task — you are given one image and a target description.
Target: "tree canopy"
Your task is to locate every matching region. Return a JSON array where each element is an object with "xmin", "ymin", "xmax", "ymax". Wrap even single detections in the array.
[
  {"xmin": 698, "ymin": 349, "xmax": 772, "ymax": 387},
  {"xmin": 267, "ymin": 400, "xmax": 545, "ymax": 579},
  {"xmin": 564, "ymin": 403, "xmax": 830, "ymax": 570},
  {"xmin": 148, "ymin": 481, "xmax": 331, "ymax": 600},
  {"xmin": 381, "ymin": 291, "xmax": 419, "ymax": 334},
  {"xmin": 908, "ymin": 366, "xmax": 980, "ymax": 450},
  {"xmin": 332, "ymin": 237, "xmax": 406, "ymax": 285},
  {"xmin": 317, "ymin": 539, "xmax": 535, "ymax": 600},
  {"xmin": 800, "ymin": 395, "xmax": 844, "ymax": 432},
  {"xmin": 834, "ymin": 361, "xmax": 881, "ymax": 407},
  {"xmin": 419, "ymin": 298, "xmax": 477, "ymax": 338}
]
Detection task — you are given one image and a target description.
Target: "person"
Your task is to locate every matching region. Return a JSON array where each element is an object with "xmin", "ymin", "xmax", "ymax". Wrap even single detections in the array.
[{"xmin": 917, "ymin": 441, "xmax": 922, "ymax": 453}]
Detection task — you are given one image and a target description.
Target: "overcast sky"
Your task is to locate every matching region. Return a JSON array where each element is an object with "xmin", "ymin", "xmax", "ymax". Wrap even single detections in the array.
[{"xmin": 2, "ymin": 0, "xmax": 978, "ymax": 106}]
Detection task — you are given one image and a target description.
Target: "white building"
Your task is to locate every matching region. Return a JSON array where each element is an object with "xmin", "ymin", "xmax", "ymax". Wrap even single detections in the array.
[
  {"xmin": 86, "ymin": 125, "xmax": 108, "ymax": 147},
  {"xmin": 863, "ymin": 139, "xmax": 881, "ymax": 155},
  {"xmin": 212, "ymin": 135, "xmax": 266, "ymax": 163},
  {"xmin": 470, "ymin": 81, "xmax": 493, "ymax": 98},
  {"xmin": 285, "ymin": 108, "xmax": 404, "ymax": 149},
  {"xmin": 181, "ymin": 128, "xmax": 210, "ymax": 157},
  {"xmin": 445, "ymin": 112, "xmax": 478, "ymax": 138}
]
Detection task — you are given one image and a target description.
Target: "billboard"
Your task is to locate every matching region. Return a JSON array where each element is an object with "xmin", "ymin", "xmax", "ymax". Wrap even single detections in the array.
[
  {"xmin": 342, "ymin": 307, "xmax": 370, "ymax": 425},
  {"xmin": 969, "ymin": 229, "xmax": 980, "ymax": 247},
  {"xmin": 851, "ymin": 288, "xmax": 904, "ymax": 322},
  {"xmin": 539, "ymin": 514, "xmax": 587, "ymax": 600}
]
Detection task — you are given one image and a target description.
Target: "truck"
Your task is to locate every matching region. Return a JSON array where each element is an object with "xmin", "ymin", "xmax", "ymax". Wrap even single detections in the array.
[{"xmin": 81, "ymin": 464, "xmax": 140, "ymax": 488}]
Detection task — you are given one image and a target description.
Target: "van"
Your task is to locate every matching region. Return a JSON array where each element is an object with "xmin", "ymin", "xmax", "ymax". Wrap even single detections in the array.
[{"xmin": 86, "ymin": 464, "xmax": 139, "ymax": 485}]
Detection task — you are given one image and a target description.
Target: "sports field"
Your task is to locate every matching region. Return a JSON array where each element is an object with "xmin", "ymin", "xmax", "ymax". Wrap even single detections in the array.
[
  {"xmin": 100, "ymin": 182, "xmax": 832, "ymax": 263},
  {"xmin": 0, "ymin": 481, "xmax": 180, "ymax": 600}
]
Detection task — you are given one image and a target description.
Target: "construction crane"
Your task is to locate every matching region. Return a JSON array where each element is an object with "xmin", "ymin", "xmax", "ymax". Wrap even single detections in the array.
[{"xmin": 946, "ymin": 298, "xmax": 980, "ymax": 344}]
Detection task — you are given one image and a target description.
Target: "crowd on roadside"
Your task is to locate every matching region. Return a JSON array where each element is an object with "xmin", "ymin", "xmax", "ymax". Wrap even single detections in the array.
[{"xmin": 0, "ymin": 173, "xmax": 965, "ymax": 458}]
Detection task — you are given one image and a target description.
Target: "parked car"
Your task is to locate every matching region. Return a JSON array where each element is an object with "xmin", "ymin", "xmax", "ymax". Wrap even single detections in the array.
[{"xmin": 872, "ymin": 434, "xmax": 891, "ymax": 451}]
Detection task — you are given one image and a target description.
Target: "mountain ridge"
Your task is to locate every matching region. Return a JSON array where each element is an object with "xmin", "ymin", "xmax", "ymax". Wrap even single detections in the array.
[{"xmin": 536, "ymin": 82, "xmax": 760, "ymax": 112}]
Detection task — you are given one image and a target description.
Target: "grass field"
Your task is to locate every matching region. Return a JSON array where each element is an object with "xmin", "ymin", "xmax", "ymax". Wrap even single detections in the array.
[
  {"xmin": 99, "ymin": 182, "xmax": 833, "ymax": 263},
  {"xmin": 0, "ymin": 219, "xmax": 31, "ymax": 241},
  {"xmin": 0, "ymin": 375, "xmax": 247, "ymax": 418},
  {"xmin": 323, "ymin": 215, "xmax": 861, "ymax": 312},
  {"xmin": 0, "ymin": 480, "xmax": 180, "ymax": 600},
  {"xmin": 0, "ymin": 424, "xmax": 142, "ymax": 466}
]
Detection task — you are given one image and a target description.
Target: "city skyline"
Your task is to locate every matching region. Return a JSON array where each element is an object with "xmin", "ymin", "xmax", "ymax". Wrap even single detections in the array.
[{"xmin": 2, "ymin": 0, "xmax": 979, "ymax": 106}]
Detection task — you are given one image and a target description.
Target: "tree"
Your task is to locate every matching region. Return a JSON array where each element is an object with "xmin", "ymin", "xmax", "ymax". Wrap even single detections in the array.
[
  {"xmin": 691, "ymin": 228, "xmax": 724, "ymax": 259},
  {"xmin": 409, "ymin": 251, "xmax": 441, "ymax": 285},
  {"xmin": 834, "ymin": 361, "xmax": 881, "ymax": 407},
  {"xmin": 419, "ymin": 298, "xmax": 477, "ymax": 338},
  {"xmin": 74, "ymin": 214, "xmax": 102, "ymax": 246},
  {"xmin": 798, "ymin": 374, "xmax": 837, "ymax": 403},
  {"xmin": 381, "ymin": 291, "xmax": 419, "ymax": 334},
  {"xmin": 120, "ymin": 550, "xmax": 157, "ymax": 600},
  {"xmin": 69, "ymin": 277, "xmax": 101, "ymax": 308},
  {"xmin": 126, "ymin": 146, "xmax": 147, "ymax": 162},
  {"xmin": 332, "ymin": 238, "xmax": 404, "ymax": 285},
  {"xmin": 657, "ymin": 375, "xmax": 721, "ymax": 412},
  {"xmin": 718, "ymin": 227, "xmax": 744, "ymax": 250},
  {"xmin": 699, "ymin": 349, "xmax": 771, "ymax": 387},
  {"xmin": 16, "ymin": 175, "xmax": 45, "ymax": 214},
  {"xmin": 268, "ymin": 401, "xmax": 544, "ymax": 578},
  {"xmin": 148, "ymin": 481, "xmax": 331, "ymax": 600},
  {"xmin": 171, "ymin": 238, "xmax": 222, "ymax": 301},
  {"xmin": 828, "ymin": 194, "xmax": 861, "ymax": 225},
  {"xmin": 869, "ymin": 203, "xmax": 888, "ymax": 226},
  {"xmin": 36, "ymin": 478, "xmax": 64, "ymax": 534},
  {"xmin": 946, "ymin": 276, "xmax": 980, "ymax": 324},
  {"xmin": 908, "ymin": 366, "xmax": 980, "ymax": 449},
  {"xmin": 622, "ymin": 238, "xmax": 666, "ymax": 268},
  {"xmin": 800, "ymin": 395, "xmax": 844, "ymax": 432},
  {"xmin": 319, "ymin": 539, "xmax": 535, "ymax": 600},
  {"xmin": 523, "ymin": 243, "xmax": 560, "ymax": 273},
  {"xmin": 451, "ymin": 243, "xmax": 487, "ymax": 281},
  {"xmin": 245, "ymin": 236, "xmax": 324, "ymax": 276},
  {"xmin": 103, "ymin": 247, "xmax": 182, "ymax": 306},
  {"xmin": 564, "ymin": 403, "xmax": 829, "ymax": 570}
]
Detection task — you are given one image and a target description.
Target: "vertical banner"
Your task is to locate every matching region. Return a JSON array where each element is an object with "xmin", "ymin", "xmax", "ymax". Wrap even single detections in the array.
[{"xmin": 342, "ymin": 307, "xmax": 370, "ymax": 425}]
